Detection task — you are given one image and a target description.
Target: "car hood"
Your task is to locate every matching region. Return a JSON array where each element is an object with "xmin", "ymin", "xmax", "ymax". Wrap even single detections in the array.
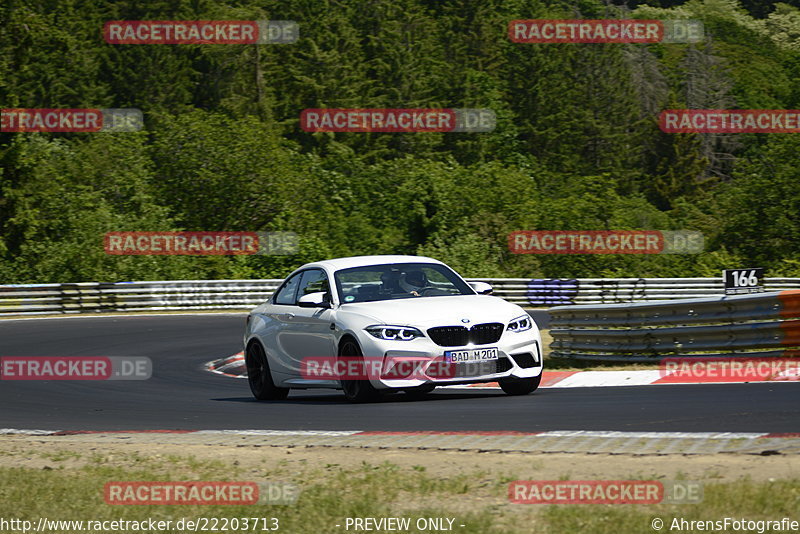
[{"xmin": 338, "ymin": 295, "xmax": 529, "ymax": 328}]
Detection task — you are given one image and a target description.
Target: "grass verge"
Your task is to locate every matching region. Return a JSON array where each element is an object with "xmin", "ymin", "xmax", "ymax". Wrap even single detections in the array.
[{"xmin": 0, "ymin": 449, "xmax": 796, "ymax": 534}]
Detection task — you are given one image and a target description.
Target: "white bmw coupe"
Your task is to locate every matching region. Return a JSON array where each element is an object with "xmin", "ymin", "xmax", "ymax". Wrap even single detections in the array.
[{"xmin": 243, "ymin": 255, "xmax": 543, "ymax": 402}]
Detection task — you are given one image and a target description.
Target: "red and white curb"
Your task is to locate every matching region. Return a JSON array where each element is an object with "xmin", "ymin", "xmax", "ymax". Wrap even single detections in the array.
[
  {"xmin": 205, "ymin": 353, "xmax": 248, "ymax": 378},
  {"xmin": 2, "ymin": 429, "xmax": 799, "ymax": 455},
  {"xmin": 205, "ymin": 353, "xmax": 800, "ymax": 388}
]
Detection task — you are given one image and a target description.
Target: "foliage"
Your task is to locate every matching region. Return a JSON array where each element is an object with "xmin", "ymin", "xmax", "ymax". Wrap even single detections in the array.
[{"xmin": 1, "ymin": 0, "xmax": 798, "ymax": 282}]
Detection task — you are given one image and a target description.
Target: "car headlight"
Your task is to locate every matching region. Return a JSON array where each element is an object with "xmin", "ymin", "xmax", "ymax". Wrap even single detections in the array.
[
  {"xmin": 365, "ymin": 325, "xmax": 424, "ymax": 341},
  {"xmin": 508, "ymin": 314, "xmax": 533, "ymax": 332}
]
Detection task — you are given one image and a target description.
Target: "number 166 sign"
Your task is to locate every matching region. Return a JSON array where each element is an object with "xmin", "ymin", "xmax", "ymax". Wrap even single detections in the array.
[{"xmin": 724, "ymin": 268, "xmax": 764, "ymax": 295}]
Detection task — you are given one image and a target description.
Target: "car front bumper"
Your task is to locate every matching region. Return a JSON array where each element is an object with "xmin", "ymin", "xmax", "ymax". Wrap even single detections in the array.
[{"xmin": 354, "ymin": 329, "xmax": 543, "ymax": 389}]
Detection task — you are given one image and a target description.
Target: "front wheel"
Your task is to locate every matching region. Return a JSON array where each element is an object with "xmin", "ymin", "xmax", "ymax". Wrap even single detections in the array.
[
  {"xmin": 339, "ymin": 339, "xmax": 381, "ymax": 403},
  {"xmin": 499, "ymin": 374, "xmax": 541, "ymax": 396},
  {"xmin": 245, "ymin": 342, "xmax": 289, "ymax": 400}
]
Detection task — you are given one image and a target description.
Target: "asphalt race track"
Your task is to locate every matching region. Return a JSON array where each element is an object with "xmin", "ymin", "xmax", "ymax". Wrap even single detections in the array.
[{"xmin": 0, "ymin": 315, "xmax": 797, "ymax": 432}]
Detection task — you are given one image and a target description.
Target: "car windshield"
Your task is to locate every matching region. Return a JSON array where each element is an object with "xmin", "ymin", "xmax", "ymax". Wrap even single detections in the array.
[{"xmin": 334, "ymin": 262, "xmax": 473, "ymax": 303}]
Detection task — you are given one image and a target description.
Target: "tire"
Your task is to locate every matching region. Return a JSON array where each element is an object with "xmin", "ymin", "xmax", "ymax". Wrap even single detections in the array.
[
  {"xmin": 404, "ymin": 384, "xmax": 436, "ymax": 399},
  {"xmin": 245, "ymin": 341, "xmax": 289, "ymax": 401},
  {"xmin": 339, "ymin": 338, "xmax": 381, "ymax": 403},
  {"xmin": 499, "ymin": 374, "xmax": 541, "ymax": 396}
]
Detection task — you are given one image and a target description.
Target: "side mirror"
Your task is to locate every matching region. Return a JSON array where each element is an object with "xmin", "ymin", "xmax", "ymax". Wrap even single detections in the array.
[
  {"xmin": 469, "ymin": 282, "xmax": 493, "ymax": 295},
  {"xmin": 297, "ymin": 291, "xmax": 331, "ymax": 308}
]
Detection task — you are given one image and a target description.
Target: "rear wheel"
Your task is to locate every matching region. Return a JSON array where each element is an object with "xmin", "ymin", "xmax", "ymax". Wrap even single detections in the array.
[
  {"xmin": 245, "ymin": 342, "xmax": 289, "ymax": 400},
  {"xmin": 339, "ymin": 339, "xmax": 381, "ymax": 403},
  {"xmin": 499, "ymin": 374, "xmax": 541, "ymax": 396}
]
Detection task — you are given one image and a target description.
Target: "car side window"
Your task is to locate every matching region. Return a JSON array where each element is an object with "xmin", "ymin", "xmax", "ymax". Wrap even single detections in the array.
[
  {"xmin": 274, "ymin": 272, "xmax": 303, "ymax": 305},
  {"xmin": 297, "ymin": 269, "xmax": 331, "ymax": 302}
]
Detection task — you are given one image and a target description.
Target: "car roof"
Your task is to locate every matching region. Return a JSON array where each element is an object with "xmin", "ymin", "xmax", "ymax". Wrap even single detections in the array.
[{"xmin": 299, "ymin": 255, "xmax": 444, "ymax": 272}]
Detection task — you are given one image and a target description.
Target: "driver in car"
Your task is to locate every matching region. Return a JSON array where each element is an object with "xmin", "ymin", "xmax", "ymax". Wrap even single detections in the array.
[{"xmin": 399, "ymin": 270, "xmax": 428, "ymax": 297}]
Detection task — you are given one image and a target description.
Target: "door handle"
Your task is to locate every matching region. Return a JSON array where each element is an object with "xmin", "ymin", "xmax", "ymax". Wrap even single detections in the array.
[{"xmin": 283, "ymin": 313, "xmax": 295, "ymax": 320}]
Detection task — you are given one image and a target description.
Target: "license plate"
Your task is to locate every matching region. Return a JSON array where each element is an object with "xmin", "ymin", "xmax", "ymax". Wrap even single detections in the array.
[{"xmin": 445, "ymin": 347, "xmax": 499, "ymax": 363}]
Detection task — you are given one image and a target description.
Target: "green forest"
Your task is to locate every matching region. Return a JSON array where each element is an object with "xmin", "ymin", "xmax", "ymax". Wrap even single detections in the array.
[{"xmin": 1, "ymin": 0, "xmax": 799, "ymax": 283}]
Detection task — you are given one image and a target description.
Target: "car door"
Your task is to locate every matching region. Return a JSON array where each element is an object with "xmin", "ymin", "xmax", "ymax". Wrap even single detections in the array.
[
  {"xmin": 261, "ymin": 271, "xmax": 304, "ymax": 379},
  {"xmin": 278, "ymin": 269, "xmax": 336, "ymax": 378}
]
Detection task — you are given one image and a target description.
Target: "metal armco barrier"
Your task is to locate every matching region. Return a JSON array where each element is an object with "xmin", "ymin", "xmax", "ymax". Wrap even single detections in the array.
[
  {"xmin": 0, "ymin": 280, "xmax": 284, "ymax": 316},
  {"xmin": 548, "ymin": 290, "xmax": 800, "ymax": 362},
  {"xmin": 468, "ymin": 277, "xmax": 800, "ymax": 306},
  {"xmin": 1, "ymin": 277, "xmax": 800, "ymax": 317}
]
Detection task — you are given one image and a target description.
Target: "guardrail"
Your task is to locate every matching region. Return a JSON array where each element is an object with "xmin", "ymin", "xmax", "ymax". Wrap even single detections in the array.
[
  {"xmin": 469, "ymin": 277, "xmax": 800, "ymax": 306},
  {"xmin": 0, "ymin": 280, "xmax": 284, "ymax": 316},
  {"xmin": 1, "ymin": 277, "xmax": 800, "ymax": 317},
  {"xmin": 548, "ymin": 290, "xmax": 800, "ymax": 362}
]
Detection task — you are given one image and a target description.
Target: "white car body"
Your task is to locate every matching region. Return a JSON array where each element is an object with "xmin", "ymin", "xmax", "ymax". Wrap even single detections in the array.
[{"xmin": 243, "ymin": 255, "xmax": 543, "ymax": 401}]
